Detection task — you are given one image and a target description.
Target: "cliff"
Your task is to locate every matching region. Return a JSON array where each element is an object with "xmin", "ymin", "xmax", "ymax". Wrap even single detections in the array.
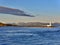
[{"xmin": 0, "ymin": 22, "xmax": 6, "ymax": 26}]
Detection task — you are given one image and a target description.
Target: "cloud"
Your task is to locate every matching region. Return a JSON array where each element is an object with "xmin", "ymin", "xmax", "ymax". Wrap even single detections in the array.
[{"xmin": 0, "ymin": 6, "xmax": 34, "ymax": 17}]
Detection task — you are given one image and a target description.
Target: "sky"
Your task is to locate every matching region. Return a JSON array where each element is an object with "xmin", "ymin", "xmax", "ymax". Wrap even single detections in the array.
[{"xmin": 0, "ymin": 0, "xmax": 60, "ymax": 23}]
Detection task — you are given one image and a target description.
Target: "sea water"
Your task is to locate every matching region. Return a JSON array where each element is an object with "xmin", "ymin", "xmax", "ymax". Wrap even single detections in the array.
[{"xmin": 0, "ymin": 27, "xmax": 60, "ymax": 45}]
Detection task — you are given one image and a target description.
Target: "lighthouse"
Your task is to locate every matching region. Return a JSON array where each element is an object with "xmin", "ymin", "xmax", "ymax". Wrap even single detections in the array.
[{"xmin": 47, "ymin": 22, "xmax": 52, "ymax": 27}]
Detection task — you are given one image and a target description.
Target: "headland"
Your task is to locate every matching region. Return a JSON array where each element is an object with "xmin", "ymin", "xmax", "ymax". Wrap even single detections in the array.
[{"xmin": 0, "ymin": 22, "xmax": 59, "ymax": 28}]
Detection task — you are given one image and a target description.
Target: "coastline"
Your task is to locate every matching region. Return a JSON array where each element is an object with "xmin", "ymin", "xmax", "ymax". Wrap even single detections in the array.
[
  {"xmin": 0, "ymin": 26, "xmax": 56, "ymax": 28},
  {"xmin": 0, "ymin": 22, "xmax": 58, "ymax": 28}
]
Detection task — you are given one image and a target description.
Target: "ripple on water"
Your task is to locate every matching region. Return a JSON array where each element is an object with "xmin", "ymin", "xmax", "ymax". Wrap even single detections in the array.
[{"xmin": 0, "ymin": 27, "xmax": 60, "ymax": 45}]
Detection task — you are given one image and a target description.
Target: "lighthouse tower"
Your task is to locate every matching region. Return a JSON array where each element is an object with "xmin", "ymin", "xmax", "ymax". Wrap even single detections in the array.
[{"xmin": 47, "ymin": 22, "xmax": 52, "ymax": 27}]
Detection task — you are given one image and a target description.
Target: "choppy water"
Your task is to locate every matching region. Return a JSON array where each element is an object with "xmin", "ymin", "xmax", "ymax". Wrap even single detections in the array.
[{"xmin": 0, "ymin": 27, "xmax": 60, "ymax": 45}]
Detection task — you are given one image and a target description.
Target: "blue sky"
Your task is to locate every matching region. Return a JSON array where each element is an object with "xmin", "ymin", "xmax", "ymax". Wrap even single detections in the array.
[{"xmin": 0, "ymin": 0, "xmax": 60, "ymax": 23}]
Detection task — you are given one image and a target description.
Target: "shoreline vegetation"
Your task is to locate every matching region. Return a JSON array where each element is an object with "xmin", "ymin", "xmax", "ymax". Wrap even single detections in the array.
[{"xmin": 0, "ymin": 22, "xmax": 59, "ymax": 28}]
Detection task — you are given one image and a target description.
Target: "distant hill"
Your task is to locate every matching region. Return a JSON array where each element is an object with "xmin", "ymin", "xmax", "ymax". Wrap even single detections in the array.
[
  {"xmin": 0, "ymin": 6, "xmax": 34, "ymax": 17},
  {"xmin": 0, "ymin": 22, "xmax": 60, "ymax": 27}
]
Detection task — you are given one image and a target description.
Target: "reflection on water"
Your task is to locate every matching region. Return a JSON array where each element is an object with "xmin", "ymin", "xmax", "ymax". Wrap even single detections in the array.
[{"xmin": 0, "ymin": 27, "xmax": 60, "ymax": 45}]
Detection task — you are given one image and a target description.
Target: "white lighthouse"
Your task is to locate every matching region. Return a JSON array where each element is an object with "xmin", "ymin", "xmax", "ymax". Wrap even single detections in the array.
[{"xmin": 47, "ymin": 22, "xmax": 52, "ymax": 27}]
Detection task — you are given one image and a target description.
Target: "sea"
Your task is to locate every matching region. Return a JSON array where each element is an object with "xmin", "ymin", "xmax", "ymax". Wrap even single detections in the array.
[{"xmin": 0, "ymin": 26, "xmax": 60, "ymax": 45}]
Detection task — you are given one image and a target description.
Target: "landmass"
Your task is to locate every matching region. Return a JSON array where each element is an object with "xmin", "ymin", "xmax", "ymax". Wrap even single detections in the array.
[{"xmin": 0, "ymin": 22, "xmax": 59, "ymax": 28}]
